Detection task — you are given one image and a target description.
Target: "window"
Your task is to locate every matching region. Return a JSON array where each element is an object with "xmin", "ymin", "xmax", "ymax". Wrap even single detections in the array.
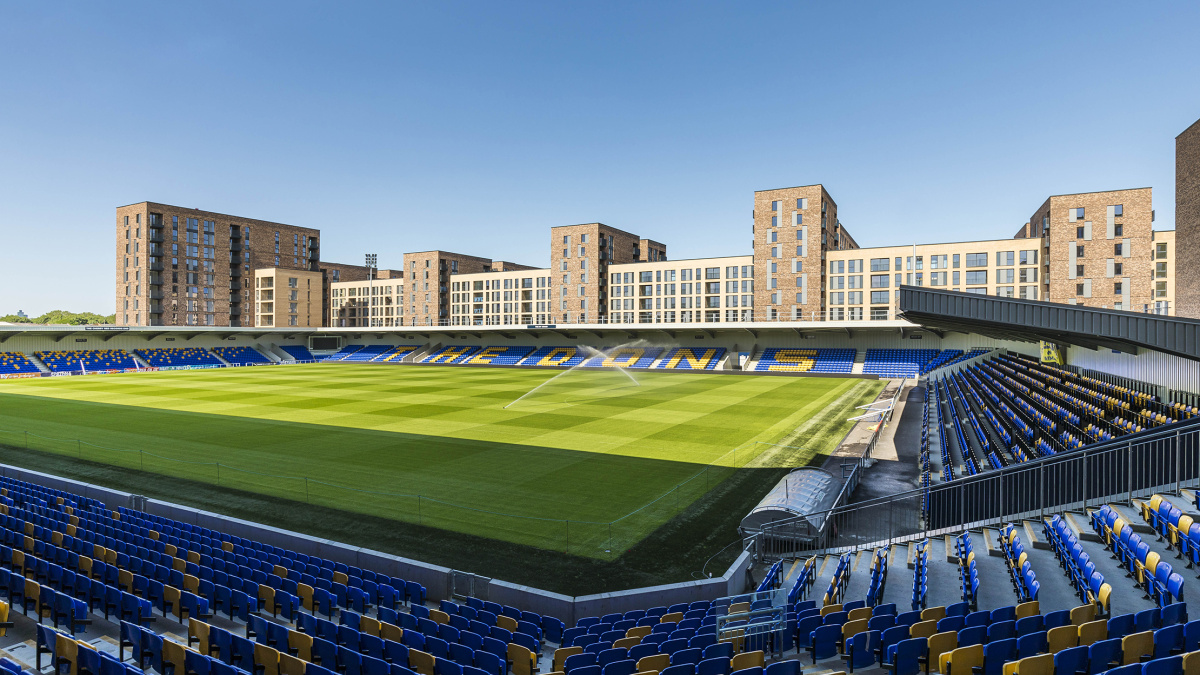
[
  {"xmin": 1114, "ymin": 243, "xmax": 1123, "ymax": 256},
  {"xmin": 847, "ymin": 275, "xmax": 862, "ymax": 289},
  {"xmin": 1114, "ymin": 262, "xmax": 1123, "ymax": 275},
  {"xmin": 848, "ymin": 291, "xmax": 863, "ymax": 304},
  {"xmin": 794, "ymin": 213, "xmax": 803, "ymax": 226},
  {"xmin": 1157, "ymin": 281, "xmax": 1168, "ymax": 298},
  {"xmin": 870, "ymin": 274, "xmax": 889, "ymax": 288},
  {"xmin": 705, "ymin": 267, "xmax": 720, "ymax": 279},
  {"xmin": 829, "ymin": 276, "xmax": 844, "ymax": 289},
  {"xmin": 870, "ymin": 290, "xmax": 889, "ymax": 304},
  {"xmin": 930, "ymin": 254, "xmax": 947, "ymax": 269},
  {"xmin": 1020, "ymin": 250, "xmax": 1038, "ymax": 265},
  {"xmin": 997, "ymin": 269, "xmax": 1014, "ymax": 283},
  {"xmin": 1073, "ymin": 207, "xmax": 1085, "ymax": 220},
  {"xmin": 1076, "ymin": 264, "xmax": 1085, "ymax": 276},
  {"xmin": 829, "ymin": 260, "xmax": 844, "ymax": 274},
  {"xmin": 870, "ymin": 258, "xmax": 890, "ymax": 272},
  {"xmin": 1019, "ymin": 268, "xmax": 1038, "ymax": 283},
  {"xmin": 1113, "ymin": 204, "xmax": 1123, "ymax": 216},
  {"xmin": 1076, "ymin": 283, "xmax": 1085, "ymax": 295},
  {"xmin": 996, "ymin": 251, "xmax": 1014, "ymax": 267},
  {"xmin": 930, "ymin": 272, "xmax": 947, "ymax": 286},
  {"xmin": 830, "ymin": 292, "xmax": 844, "ymax": 305},
  {"xmin": 796, "ymin": 198, "xmax": 807, "ymax": 209},
  {"xmin": 952, "ymin": 271, "xmax": 960, "ymax": 285},
  {"xmin": 1157, "ymin": 262, "xmax": 1168, "ymax": 278},
  {"xmin": 1077, "ymin": 226, "xmax": 1085, "ymax": 239},
  {"xmin": 1157, "ymin": 242, "xmax": 1168, "ymax": 259},
  {"xmin": 965, "ymin": 253, "xmax": 988, "ymax": 267},
  {"xmin": 996, "ymin": 286, "xmax": 1014, "ymax": 297},
  {"xmin": 1019, "ymin": 286, "xmax": 1038, "ymax": 300},
  {"xmin": 1077, "ymin": 245, "xmax": 1085, "ymax": 257},
  {"xmin": 1114, "ymin": 282, "xmax": 1123, "ymax": 294},
  {"xmin": 965, "ymin": 271, "xmax": 987, "ymax": 285},
  {"xmin": 870, "ymin": 307, "xmax": 888, "ymax": 320},
  {"xmin": 1114, "ymin": 224, "xmax": 1123, "ymax": 236},
  {"xmin": 771, "ymin": 200, "xmax": 779, "ymax": 211},
  {"xmin": 770, "ymin": 216, "xmax": 778, "ymax": 227},
  {"xmin": 965, "ymin": 288, "xmax": 987, "ymax": 295},
  {"xmin": 952, "ymin": 254, "xmax": 960, "ymax": 268}
]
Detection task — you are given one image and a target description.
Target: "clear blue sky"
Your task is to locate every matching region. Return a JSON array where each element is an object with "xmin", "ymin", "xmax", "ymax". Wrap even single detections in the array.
[{"xmin": 2, "ymin": 2, "xmax": 1198, "ymax": 315}]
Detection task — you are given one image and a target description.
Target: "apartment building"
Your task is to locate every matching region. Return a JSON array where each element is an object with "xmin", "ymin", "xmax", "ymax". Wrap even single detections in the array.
[
  {"xmin": 825, "ymin": 240, "xmax": 1046, "ymax": 320},
  {"xmin": 1152, "ymin": 230, "xmax": 1175, "ymax": 314},
  {"xmin": 752, "ymin": 186, "xmax": 860, "ymax": 321},
  {"xmin": 115, "ymin": 202, "xmax": 319, "ymax": 327},
  {"xmin": 549, "ymin": 223, "xmax": 666, "ymax": 324},
  {"xmin": 606, "ymin": 256, "xmax": 755, "ymax": 324},
  {"xmin": 400, "ymin": 251, "xmax": 531, "ymax": 326},
  {"xmin": 1178, "ymin": 118, "xmax": 1200, "ymax": 318},
  {"xmin": 328, "ymin": 270, "xmax": 405, "ymax": 327},
  {"xmin": 1016, "ymin": 188, "xmax": 1156, "ymax": 312},
  {"xmin": 254, "ymin": 268, "xmax": 323, "ymax": 327},
  {"xmin": 449, "ymin": 268, "xmax": 555, "ymax": 326}
]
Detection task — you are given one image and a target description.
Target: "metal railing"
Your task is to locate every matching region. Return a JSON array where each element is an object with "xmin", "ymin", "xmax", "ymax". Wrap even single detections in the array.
[
  {"xmin": 742, "ymin": 382, "xmax": 906, "ymax": 554},
  {"xmin": 746, "ymin": 414, "xmax": 1200, "ymax": 560}
]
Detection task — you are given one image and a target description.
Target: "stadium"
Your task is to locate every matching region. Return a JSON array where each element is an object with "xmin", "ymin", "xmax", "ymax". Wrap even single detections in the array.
[{"xmin": 2, "ymin": 285, "xmax": 1200, "ymax": 675}]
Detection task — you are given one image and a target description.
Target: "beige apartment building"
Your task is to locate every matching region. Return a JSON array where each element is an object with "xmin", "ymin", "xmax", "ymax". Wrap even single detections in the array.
[
  {"xmin": 253, "ymin": 268, "xmax": 323, "ymax": 327},
  {"xmin": 751, "ymin": 185, "xmax": 860, "ymax": 321},
  {"xmin": 449, "ymin": 268, "xmax": 555, "ymax": 326},
  {"xmin": 825, "ymin": 239, "xmax": 1047, "ymax": 320},
  {"xmin": 606, "ymin": 255, "xmax": 755, "ymax": 324},
  {"xmin": 328, "ymin": 270, "xmax": 405, "ymax": 327}
]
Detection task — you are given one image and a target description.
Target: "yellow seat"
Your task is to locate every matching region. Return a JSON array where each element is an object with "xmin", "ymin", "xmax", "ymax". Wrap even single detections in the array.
[
  {"xmin": 661, "ymin": 612, "xmax": 685, "ymax": 623},
  {"xmin": 613, "ymin": 637, "xmax": 641, "ymax": 650},
  {"xmin": 162, "ymin": 640, "xmax": 189, "ymax": 675},
  {"xmin": 637, "ymin": 655, "xmax": 670, "ymax": 673},
  {"xmin": 496, "ymin": 615, "xmax": 518, "ymax": 631},
  {"xmin": 926, "ymin": 632, "xmax": 957, "ymax": 674},
  {"xmin": 841, "ymin": 619, "xmax": 870, "ymax": 651},
  {"xmin": 279, "ymin": 653, "xmax": 307, "ymax": 675},
  {"xmin": 189, "ymin": 618, "xmax": 212, "ymax": 656},
  {"xmin": 922, "ymin": 606, "xmax": 948, "ymax": 622},
  {"xmin": 730, "ymin": 651, "xmax": 764, "ymax": 671},
  {"xmin": 1069, "ymin": 604, "xmax": 1096, "ymax": 626},
  {"xmin": 1122, "ymin": 631, "xmax": 1154, "ymax": 664},
  {"xmin": 910, "ymin": 620, "xmax": 938, "ymax": 639},
  {"xmin": 554, "ymin": 647, "xmax": 583, "ymax": 672},
  {"xmin": 1002, "ymin": 653, "xmax": 1054, "ymax": 675},
  {"xmin": 1077, "ymin": 620, "xmax": 1107, "ymax": 646},
  {"xmin": 1182, "ymin": 651, "xmax": 1200, "ymax": 675},
  {"xmin": 847, "ymin": 607, "xmax": 872, "ymax": 622},
  {"xmin": 409, "ymin": 649, "xmax": 435, "ymax": 675},
  {"xmin": 820, "ymin": 604, "xmax": 843, "ymax": 617},
  {"xmin": 358, "ymin": 616, "xmax": 381, "ymax": 637},
  {"xmin": 381, "ymin": 622, "xmax": 404, "ymax": 643},
  {"xmin": 728, "ymin": 603, "xmax": 751, "ymax": 615},
  {"xmin": 56, "ymin": 634, "xmax": 80, "ymax": 675},
  {"xmin": 333, "ymin": 571, "xmax": 349, "ymax": 585},
  {"xmin": 939, "ymin": 644, "xmax": 984, "ymax": 675},
  {"xmin": 297, "ymin": 584, "xmax": 314, "ymax": 611},
  {"xmin": 184, "ymin": 574, "xmax": 200, "ymax": 594},
  {"xmin": 509, "ymin": 643, "xmax": 537, "ymax": 675},
  {"xmin": 255, "ymin": 644, "xmax": 281, "ymax": 675},
  {"xmin": 1015, "ymin": 601, "xmax": 1040, "ymax": 619},
  {"xmin": 627, "ymin": 626, "xmax": 652, "ymax": 639},
  {"xmin": 189, "ymin": 551, "xmax": 202, "ymax": 564},
  {"xmin": 1143, "ymin": 495, "xmax": 1164, "ymax": 524},
  {"xmin": 1047, "ymin": 625, "xmax": 1078, "ymax": 653},
  {"xmin": 0, "ymin": 601, "xmax": 9, "ymax": 638},
  {"xmin": 288, "ymin": 631, "xmax": 314, "ymax": 661},
  {"xmin": 164, "ymin": 586, "xmax": 182, "ymax": 619}
]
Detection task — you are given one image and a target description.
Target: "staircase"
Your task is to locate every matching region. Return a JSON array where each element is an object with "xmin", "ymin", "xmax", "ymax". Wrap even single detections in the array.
[
  {"xmin": 851, "ymin": 349, "xmax": 865, "ymax": 374},
  {"xmin": 26, "ymin": 353, "xmax": 50, "ymax": 373},
  {"xmin": 210, "ymin": 351, "xmax": 232, "ymax": 367}
]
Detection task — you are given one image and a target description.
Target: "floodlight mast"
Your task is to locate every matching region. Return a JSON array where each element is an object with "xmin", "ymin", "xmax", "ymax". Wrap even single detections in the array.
[{"xmin": 365, "ymin": 253, "xmax": 377, "ymax": 328}]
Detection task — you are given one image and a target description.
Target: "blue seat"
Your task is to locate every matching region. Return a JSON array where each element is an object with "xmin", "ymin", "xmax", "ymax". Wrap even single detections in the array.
[
  {"xmin": 979, "ymin": 639, "xmax": 1016, "ymax": 675},
  {"xmin": 842, "ymin": 629, "xmax": 880, "ymax": 672},
  {"xmin": 1142, "ymin": 655, "xmax": 1183, "ymax": 675},
  {"xmin": 1088, "ymin": 638, "xmax": 1123, "ymax": 675},
  {"xmin": 696, "ymin": 658, "xmax": 729, "ymax": 675},
  {"xmin": 661, "ymin": 666, "xmax": 696, "ymax": 675},
  {"xmin": 883, "ymin": 637, "xmax": 926, "ymax": 675},
  {"xmin": 603, "ymin": 661, "xmax": 637, "ymax": 675},
  {"xmin": 1018, "ymin": 631, "xmax": 1048, "ymax": 658},
  {"xmin": 809, "ymin": 624, "xmax": 841, "ymax": 663},
  {"xmin": 1155, "ymin": 625, "xmax": 1184, "ymax": 659},
  {"xmin": 1054, "ymin": 645, "xmax": 1089, "ymax": 675},
  {"xmin": 671, "ymin": 649, "xmax": 702, "ymax": 666}
]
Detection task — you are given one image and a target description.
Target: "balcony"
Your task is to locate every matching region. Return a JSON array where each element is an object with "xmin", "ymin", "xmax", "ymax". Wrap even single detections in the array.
[
  {"xmin": 230, "ymin": 265, "xmax": 242, "ymax": 277},
  {"xmin": 148, "ymin": 230, "xmax": 163, "ymax": 243},
  {"xmin": 230, "ymin": 307, "xmax": 242, "ymax": 316},
  {"xmin": 148, "ymin": 260, "xmax": 163, "ymax": 272},
  {"xmin": 149, "ymin": 290, "xmax": 163, "ymax": 300},
  {"xmin": 148, "ymin": 305, "xmax": 163, "ymax": 315},
  {"xmin": 230, "ymin": 281, "xmax": 242, "ymax": 291},
  {"xmin": 230, "ymin": 243, "xmax": 243, "ymax": 252}
]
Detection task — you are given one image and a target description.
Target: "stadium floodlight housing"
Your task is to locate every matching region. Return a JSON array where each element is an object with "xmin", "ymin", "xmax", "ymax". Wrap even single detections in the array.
[{"xmin": 366, "ymin": 253, "xmax": 377, "ymax": 327}]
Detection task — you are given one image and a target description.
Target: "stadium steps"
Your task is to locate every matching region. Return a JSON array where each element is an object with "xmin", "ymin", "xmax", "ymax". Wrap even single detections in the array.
[
  {"xmin": 1111, "ymin": 502, "xmax": 1155, "ymax": 533},
  {"xmin": 256, "ymin": 345, "xmax": 281, "ymax": 362},
  {"xmin": 130, "ymin": 352, "xmax": 151, "ymax": 368},
  {"xmin": 210, "ymin": 351, "xmax": 233, "ymax": 367},
  {"xmin": 1023, "ymin": 519, "xmax": 1048, "ymax": 550},
  {"xmin": 26, "ymin": 353, "xmax": 50, "ymax": 373},
  {"xmin": 851, "ymin": 349, "xmax": 865, "ymax": 374}
]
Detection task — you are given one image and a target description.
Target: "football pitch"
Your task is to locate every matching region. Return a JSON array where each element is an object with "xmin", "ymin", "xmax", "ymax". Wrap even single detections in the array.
[{"xmin": 0, "ymin": 364, "xmax": 882, "ymax": 559}]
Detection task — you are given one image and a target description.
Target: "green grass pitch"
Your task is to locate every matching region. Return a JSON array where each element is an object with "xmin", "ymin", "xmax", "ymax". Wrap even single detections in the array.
[{"xmin": 0, "ymin": 364, "xmax": 882, "ymax": 559}]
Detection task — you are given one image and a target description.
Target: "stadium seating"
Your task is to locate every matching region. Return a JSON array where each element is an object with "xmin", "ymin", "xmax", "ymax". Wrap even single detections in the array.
[
  {"xmin": 519, "ymin": 347, "xmax": 587, "ymax": 368},
  {"xmin": 323, "ymin": 345, "xmax": 364, "ymax": 361},
  {"xmin": 341, "ymin": 345, "xmax": 393, "ymax": 362},
  {"xmin": 581, "ymin": 347, "xmax": 663, "ymax": 369},
  {"xmin": 754, "ymin": 348, "xmax": 855, "ymax": 373},
  {"xmin": 35, "ymin": 349, "xmax": 138, "ymax": 373},
  {"xmin": 422, "ymin": 345, "xmax": 481, "ymax": 364},
  {"xmin": 0, "ymin": 351, "xmax": 42, "ymax": 375},
  {"xmin": 656, "ymin": 347, "xmax": 726, "ymax": 370},
  {"xmin": 134, "ymin": 348, "xmax": 223, "ymax": 368},
  {"xmin": 460, "ymin": 346, "xmax": 536, "ymax": 365},
  {"xmin": 375, "ymin": 345, "xmax": 420, "ymax": 362},
  {"xmin": 210, "ymin": 347, "xmax": 272, "ymax": 366},
  {"xmin": 862, "ymin": 349, "xmax": 941, "ymax": 378},
  {"xmin": 279, "ymin": 345, "xmax": 315, "ymax": 361}
]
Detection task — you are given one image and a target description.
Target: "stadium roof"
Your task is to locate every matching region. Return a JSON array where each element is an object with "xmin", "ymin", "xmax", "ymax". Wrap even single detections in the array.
[{"xmin": 898, "ymin": 286, "xmax": 1200, "ymax": 361}]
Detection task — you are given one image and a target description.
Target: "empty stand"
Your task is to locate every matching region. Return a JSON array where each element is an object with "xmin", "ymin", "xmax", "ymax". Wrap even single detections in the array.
[
  {"xmin": 460, "ymin": 346, "xmax": 535, "ymax": 365},
  {"xmin": 421, "ymin": 345, "xmax": 481, "ymax": 364},
  {"xmin": 656, "ymin": 347, "xmax": 726, "ymax": 370},
  {"xmin": 581, "ymin": 347, "xmax": 663, "ymax": 369},
  {"xmin": 279, "ymin": 345, "xmax": 315, "ymax": 361},
  {"xmin": 0, "ymin": 352, "xmax": 43, "ymax": 375},
  {"xmin": 519, "ymin": 346, "xmax": 587, "ymax": 368},
  {"xmin": 341, "ymin": 345, "xmax": 393, "ymax": 362},
  {"xmin": 210, "ymin": 347, "xmax": 272, "ymax": 366},
  {"xmin": 862, "ymin": 349, "xmax": 941, "ymax": 378},
  {"xmin": 754, "ymin": 348, "xmax": 855, "ymax": 373},
  {"xmin": 135, "ymin": 348, "xmax": 223, "ymax": 368},
  {"xmin": 35, "ymin": 349, "xmax": 138, "ymax": 373},
  {"xmin": 322, "ymin": 345, "xmax": 364, "ymax": 361}
]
